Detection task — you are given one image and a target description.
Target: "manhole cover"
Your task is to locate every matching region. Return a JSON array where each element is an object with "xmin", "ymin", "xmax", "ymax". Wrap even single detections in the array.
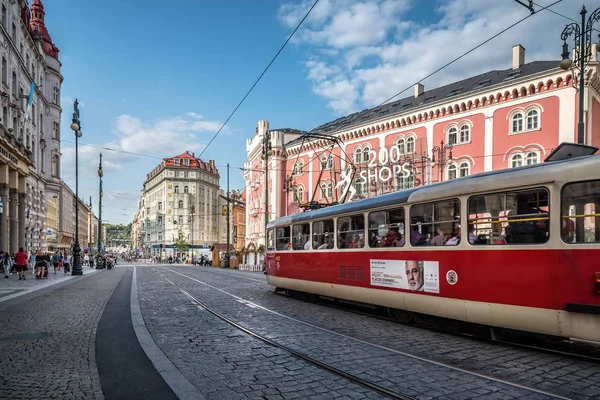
[{"xmin": 1, "ymin": 332, "xmax": 52, "ymax": 341}]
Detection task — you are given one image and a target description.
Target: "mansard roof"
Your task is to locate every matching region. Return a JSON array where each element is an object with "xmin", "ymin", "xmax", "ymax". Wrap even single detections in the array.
[{"xmin": 287, "ymin": 60, "xmax": 559, "ymax": 147}]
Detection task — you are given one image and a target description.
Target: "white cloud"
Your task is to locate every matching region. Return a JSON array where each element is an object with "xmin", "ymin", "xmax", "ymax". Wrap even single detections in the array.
[
  {"xmin": 60, "ymin": 112, "xmax": 226, "ymax": 184},
  {"xmin": 279, "ymin": 0, "xmax": 580, "ymax": 115}
]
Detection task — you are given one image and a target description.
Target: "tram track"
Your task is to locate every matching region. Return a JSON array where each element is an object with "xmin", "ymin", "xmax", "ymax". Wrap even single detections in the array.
[
  {"xmin": 163, "ymin": 276, "xmax": 417, "ymax": 400},
  {"xmin": 162, "ymin": 267, "xmax": 574, "ymax": 400},
  {"xmin": 178, "ymin": 265, "xmax": 600, "ymax": 363}
]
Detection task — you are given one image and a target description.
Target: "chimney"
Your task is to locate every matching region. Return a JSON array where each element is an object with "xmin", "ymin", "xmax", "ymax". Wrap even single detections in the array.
[
  {"xmin": 414, "ymin": 83, "xmax": 424, "ymax": 98},
  {"xmin": 512, "ymin": 44, "xmax": 525, "ymax": 70},
  {"xmin": 209, "ymin": 160, "xmax": 215, "ymax": 167}
]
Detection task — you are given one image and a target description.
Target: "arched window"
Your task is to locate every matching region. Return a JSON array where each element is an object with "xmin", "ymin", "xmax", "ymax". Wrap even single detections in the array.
[
  {"xmin": 459, "ymin": 125, "xmax": 470, "ymax": 143},
  {"xmin": 510, "ymin": 153, "xmax": 523, "ymax": 168},
  {"xmin": 362, "ymin": 147, "xmax": 370, "ymax": 163},
  {"xmin": 353, "ymin": 148, "xmax": 362, "ymax": 164},
  {"xmin": 458, "ymin": 161, "xmax": 469, "ymax": 177},
  {"xmin": 293, "ymin": 186, "xmax": 304, "ymax": 203},
  {"xmin": 526, "ymin": 110, "xmax": 539, "ymax": 130},
  {"xmin": 512, "ymin": 113, "xmax": 524, "ymax": 133},
  {"xmin": 525, "ymin": 151, "xmax": 538, "ymax": 165},
  {"xmin": 183, "ymin": 186, "xmax": 189, "ymax": 194},
  {"xmin": 178, "ymin": 200, "xmax": 183, "ymax": 208},
  {"xmin": 397, "ymin": 139, "xmax": 405, "ymax": 155},
  {"xmin": 292, "ymin": 161, "xmax": 304, "ymax": 176},
  {"xmin": 174, "ymin": 185, "xmax": 179, "ymax": 193},
  {"xmin": 406, "ymin": 137, "xmax": 415, "ymax": 154},
  {"xmin": 320, "ymin": 182, "xmax": 333, "ymax": 199},
  {"xmin": 354, "ymin": 177, "xmax": 368, "ymax": 196},
  {"xmin": 395, "ymin": 170, "xmax": 415, "ymax": 190},
  {"xmin": 51, "ymin": 155, "xmax": 59, "ymax": 177},
  {"xmin": 448, "ymin": 127, "xmax": 457, "ymax": 145},
  {"xmin": 321, "ymin": 155, "xmax": 333, "ymax": 169},
  {"xmin": 447, "ymin": 164, "xmax": 457, "ymax": 180}
]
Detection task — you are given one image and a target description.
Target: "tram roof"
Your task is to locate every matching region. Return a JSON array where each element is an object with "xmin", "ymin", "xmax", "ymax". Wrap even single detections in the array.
[{"xmin": 267, "ymin": 154, "xmax": 599, "ymax": 228}]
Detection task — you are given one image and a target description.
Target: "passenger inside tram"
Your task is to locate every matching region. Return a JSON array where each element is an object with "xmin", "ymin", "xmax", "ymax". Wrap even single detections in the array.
[{"xmin": 505, "ymin": 193, "xmax": 548, "ymax": 244}]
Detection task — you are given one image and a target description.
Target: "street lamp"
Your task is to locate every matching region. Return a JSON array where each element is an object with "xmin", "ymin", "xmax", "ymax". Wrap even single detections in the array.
[
  {"xmin": 97, "ymin": 153, "xmax": 104, "ymax": 267},
  {"xmin": 70, "ymin": 99, "xmax": 83, "ymax": 276},
  {"xmin": 559, "ymin": 5, "xmax": 600, "ymax": 145},
  {"xmin": 430, "ymin": 140, "xmax": 453, "ymax": 182}
]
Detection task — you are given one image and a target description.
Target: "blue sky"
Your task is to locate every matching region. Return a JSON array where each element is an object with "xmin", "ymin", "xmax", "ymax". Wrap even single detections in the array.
[{"xmin": 42, "ymin": 0, "xmax": 588, "ymax": 224}]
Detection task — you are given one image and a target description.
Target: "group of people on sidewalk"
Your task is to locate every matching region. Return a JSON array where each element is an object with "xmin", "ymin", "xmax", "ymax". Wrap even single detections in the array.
[{"xmin": 1, "ymin": 250, "xmax": 92, "ymax": 281}]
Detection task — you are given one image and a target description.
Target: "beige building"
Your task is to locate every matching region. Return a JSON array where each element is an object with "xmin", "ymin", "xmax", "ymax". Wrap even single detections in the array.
[
  {"xmin": 137, "ymin": 151, "xmax": 220, "ymax": 259},
  {"xmin": 217, "ymin": 189, "xmax": 246, "ymax": 252}
]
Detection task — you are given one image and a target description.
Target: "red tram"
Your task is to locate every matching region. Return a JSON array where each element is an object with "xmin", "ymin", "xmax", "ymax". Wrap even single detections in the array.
[{"xmin": 265, "ymin": 143, "xmax": 600, "ymax": 342}]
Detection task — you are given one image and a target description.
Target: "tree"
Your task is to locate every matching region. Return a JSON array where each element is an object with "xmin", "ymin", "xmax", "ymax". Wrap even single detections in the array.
[{"xmin": 173, "ymin": 227, "xmax": 188, "ymax": 253}]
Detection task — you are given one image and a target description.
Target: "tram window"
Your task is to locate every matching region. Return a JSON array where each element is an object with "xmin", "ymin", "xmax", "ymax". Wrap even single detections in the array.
[
  {"xmin": 276, "ymin": 227, "xmax": 291, "ymax": 251},
  {"xmin": 368, "ymin": 208, "xmax": 405, "ymax": 248},
  {"xmin": 292, "ymin": 223, "xmax": 310, "ymax": 250},
  {"xmin": 410, "ymin": 200, "xmax": 460, "ymax": 246},
  {"xmin": 468, "ymin": 188, "xmax": 549, "ymax": 245},
  {"xmin": 267, "ymin": 229, "xmax": 275, "ymax": 251},
  {"xmin": 561, "ymin": 180, "xmax": 600, "ymax": 243},
  {"xmin": 313, "ymin": 219, "xmax": 334, "ymax": 250},
  {"xmin": 337, "ymin": 214, "xmax": 365, "ymax": 249}
]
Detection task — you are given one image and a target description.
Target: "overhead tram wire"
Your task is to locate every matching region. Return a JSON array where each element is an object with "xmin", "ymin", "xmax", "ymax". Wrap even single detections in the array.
[
  {"xmin": 532, "ymin": 1, "xmax": 600, "ymax": 33},
  {"xmin": 197, "ymin": 0, "xmax": 320, "ymax": 159}
]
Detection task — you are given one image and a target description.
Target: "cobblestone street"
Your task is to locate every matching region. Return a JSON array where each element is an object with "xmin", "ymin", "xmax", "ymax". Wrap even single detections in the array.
[{"xmin": 0, "ymin": 268, "xmax": 122, "ymax": 400}]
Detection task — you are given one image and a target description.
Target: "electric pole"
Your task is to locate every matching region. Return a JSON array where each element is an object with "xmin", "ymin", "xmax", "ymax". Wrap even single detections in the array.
[{"xmin": 226, "ymin": 163, "xmax": 230, "ymax": 269}]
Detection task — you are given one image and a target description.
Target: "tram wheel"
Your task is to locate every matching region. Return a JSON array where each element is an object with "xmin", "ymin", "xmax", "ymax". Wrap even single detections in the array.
[{"xmin": 388, "ymin": 308, "xmax": 414, "ymax": 324}]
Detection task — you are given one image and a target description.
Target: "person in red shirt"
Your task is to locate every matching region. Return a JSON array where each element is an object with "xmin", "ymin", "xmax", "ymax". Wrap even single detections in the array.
[{"xmin": 14, "ymin": 247, "xmax": 28, "ymax": 281}]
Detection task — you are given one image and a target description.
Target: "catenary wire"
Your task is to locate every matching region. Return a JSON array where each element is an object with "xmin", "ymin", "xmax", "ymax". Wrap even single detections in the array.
[{"xmin": 196, "ymin": 0, "xmax": 320, "ymax": 159}]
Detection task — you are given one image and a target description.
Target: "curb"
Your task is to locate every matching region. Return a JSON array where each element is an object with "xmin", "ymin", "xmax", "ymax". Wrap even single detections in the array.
[{"xmin": 130, "ymin": 266, "xmax": 204, "ymax": 400}]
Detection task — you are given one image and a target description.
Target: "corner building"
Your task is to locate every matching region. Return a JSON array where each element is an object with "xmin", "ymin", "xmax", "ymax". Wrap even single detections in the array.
[
  {"xmin": 138, "ymin": 152, "xmax": 220, "ymax": 259},
  {"xmin": 0, "ymin": 0, "xmax": 62, "ymax": 253},
  {"xmin": 245, "ymin": 44, "xmax": 600, "ymax": 247}
]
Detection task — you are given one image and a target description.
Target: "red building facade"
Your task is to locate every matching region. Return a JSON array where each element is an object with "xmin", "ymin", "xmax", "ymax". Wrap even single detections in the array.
[{"xmin": 244, "ymin": 45, "xmax": 600, "ymax": 249}]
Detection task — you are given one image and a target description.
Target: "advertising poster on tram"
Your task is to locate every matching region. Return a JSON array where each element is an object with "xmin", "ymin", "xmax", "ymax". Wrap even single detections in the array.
[{"xmin": 370, "ymin": 259, "xmax": 439, "ymax": 293}]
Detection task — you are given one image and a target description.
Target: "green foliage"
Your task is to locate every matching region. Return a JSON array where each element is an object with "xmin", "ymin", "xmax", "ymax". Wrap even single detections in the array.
[
  {"xmin": 105, "ymin": 223, "xmax": 132, "ymax": 247},
  {"xmin": 173, "ymin": 227, "xmax": 188, "ymax": 253}
]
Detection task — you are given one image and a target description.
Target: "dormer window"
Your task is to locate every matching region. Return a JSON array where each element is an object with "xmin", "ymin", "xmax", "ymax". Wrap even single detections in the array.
[
  {"xmin": 174, "ymin": 158, "xmax": 180, "ymax": 166},
  {"xmin": 183, "ymin": 159, "xmax": 190, "ymax": 166}
]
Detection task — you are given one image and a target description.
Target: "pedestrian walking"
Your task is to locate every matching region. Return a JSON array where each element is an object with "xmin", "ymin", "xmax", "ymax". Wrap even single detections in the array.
[
  {"xmin": 14, "ymin": 247, "xmax": 29, "ymax": 280},
  {"xmin": 52, "ymin": 253, "xmax": 60, "ymax": 274},
  {"xmin": 63, "ymin": 254, "xmax": 70, "ymax": 274},
  {"xmin": 1, "ymin": 251, "xmax": 10, "ymax": 278}
]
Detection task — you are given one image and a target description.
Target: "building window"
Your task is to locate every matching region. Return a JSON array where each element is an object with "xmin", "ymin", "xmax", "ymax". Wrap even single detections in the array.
[
  {"xmin": 293, "ymin": 186, "xmax": 304, "ymax": 203},
  {"xmin": 174, "ymin": 185, "xmax": 179, "ymax": 193},
  {"xmin": 447, "ymin": 124, "xmax": 470, "ymax": 145},
  {"xmin": 177, "ymin": 200, "xmax": 183, "ymax": 208},
  {"xmin": 512, "ymin": 113, "xmax": 523, "ymax": 133},
  {"xmin": 448, "ymin": 164, "xmax": 457, "ymax": 180},
  {"xmin": 183, "ymin": 186, "xmax": 189, "ymax": 194},
  {"xmin": 321, "ymin": 155, "xmax": 333, "ymax": 170},
  {"xmin": 11, "ymin": 23, "xmax": 16, "ymax": 42},
  {"xmin": 158, "ymin": 233, "xmax": 163, "ymax": 241},
  {"xmin": 292, "ymin": 161, "xmax": 304, "ymax": 176},
  {"xmin": 2, "ymin": 107, "xmax": 7, "ymax": 127},
  {"xmin": 405, "ymin": 137, "xmax": 415, "ymax": 154},
  {"xmin": 525, "ymin": 151, "xmax": 539, "ymax": 165},
  {"xmin": 354, "ymin": 177, "xmax": 368, "ymax": 196},
  {"xmin": 12, "ymin": 71, "xmax": 17, "ymax": 98},
  {"xmin": 320, "ymin": 182, "xmax": 333, "ymax": 199},
  {"xmin": 158, "ymin": 202, "xmax": 162, "ymax": 210},
  {"xmin": 183, "ymin": 158, "xmax": 190, "ymax": 166},
  {"xmin": 52, "ymin": 86, "xmax": 59, "ymax": 105},
  {"xmin": 174, "ymin": 158, "xmax": 180, "ymax": 166},
  {"xmin": 395, "ymin": 170, "xmax": 414, "ymax": 190},
  {"xmin": 510, "ymin": 153, "xmax": 523, "ymax": 168},
  {"xmin": 397, "ymin": 139, "xmax": 405, "ymax": 155},
  {"xmin": 459, "ymin": 161, "xmax": 469, "ymax": 177},
  {"xmin": 353, "ymin": 148, "xmax": 362, "ymax": 164},
  {"xmin": 52, "ymin": 122, "xmax": 59, "ymax": 140},
  {"xmin": 526, "ymin": 110, "xmax": 539, "ymax": 130},
  {"xmin": 178, "ymin": 215, "xmax": 183, "ymax": 224},
  {"xmin": 1, "ymin": 5, "xmax": 6, "ymax": 27},
  {"xmin": 1, "ymin": 57, "xmax": 6, "ymax": 85},
  {"xmin": 362, "ymin": 147, "xmax": 370, "ymax": 163}
]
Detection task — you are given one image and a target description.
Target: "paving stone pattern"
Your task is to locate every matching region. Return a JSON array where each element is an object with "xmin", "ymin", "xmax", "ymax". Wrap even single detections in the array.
[
  {"xmin": 167, "ymin": 266, "xmax": 600, "ymax": 400},
  {"xmin": 0, "ymin": 269, "xmax": 125, "ymax": 400},
  {"xmin": 136, "ymin": 266, "xmax": 386, "ymax": 400}
]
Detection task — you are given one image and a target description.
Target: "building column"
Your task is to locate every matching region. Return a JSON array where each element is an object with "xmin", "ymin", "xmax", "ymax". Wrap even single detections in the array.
[
  {"xmin": 18, "ymin": 193, "xmax": 26, "ymax": 252},
  {"xmin": 0, "ymin": 185, "xmax": 7, "ymax": 252},
  {"xmin": 9, "ymin": 189, "xmax": 17, "ymax": 254}
]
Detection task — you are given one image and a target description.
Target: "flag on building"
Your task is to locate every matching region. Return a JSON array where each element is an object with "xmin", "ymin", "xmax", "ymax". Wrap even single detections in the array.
[{"xmin": 26, "ymin": 81, "xmax": 35, "ymax": 121}]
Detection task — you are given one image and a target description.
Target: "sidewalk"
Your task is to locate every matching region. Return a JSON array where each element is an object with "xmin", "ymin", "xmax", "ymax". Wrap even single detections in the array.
[{"xmin": 0, "ymin": 266, "xmax": 102, "ymax": 305}]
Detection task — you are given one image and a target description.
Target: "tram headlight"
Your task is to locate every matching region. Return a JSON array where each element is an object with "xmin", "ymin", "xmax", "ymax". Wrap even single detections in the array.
[{"xmin": 595, "ymin": 272, "xmax": 600, "ymax": 296}]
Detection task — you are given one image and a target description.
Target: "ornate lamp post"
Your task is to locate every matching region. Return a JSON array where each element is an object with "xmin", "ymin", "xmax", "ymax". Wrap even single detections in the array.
[
  {"xmin": 70, "ymin": 100, "xmax": 83, "ymax": 276},
  {"xmin": 559, "ymin": 5, "xmax": 600, "ymax": 145},
  {"xmin": 430, "ymin": 140, "xmax": 453, "ymax": 182}
]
